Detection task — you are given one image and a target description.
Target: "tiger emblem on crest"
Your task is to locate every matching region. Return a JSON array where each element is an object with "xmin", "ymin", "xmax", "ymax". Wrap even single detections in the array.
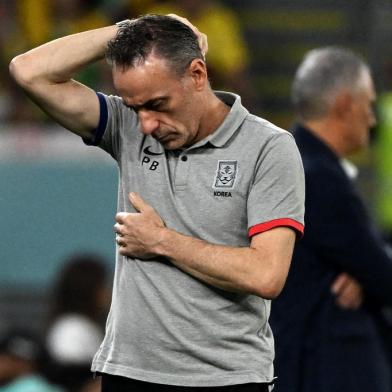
[{"xmin": 214, "ymin": 160, "xmax": 238, "ymax": 188}]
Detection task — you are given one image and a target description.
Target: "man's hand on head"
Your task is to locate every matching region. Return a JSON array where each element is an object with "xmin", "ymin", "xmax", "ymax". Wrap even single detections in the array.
[
  {"xmin": 167, "ymin": 13, "xmax": 208, "ymax": 59},
  {"xmin": 114, "ymin": 193, "xmax": 166, "ymax": 259}
]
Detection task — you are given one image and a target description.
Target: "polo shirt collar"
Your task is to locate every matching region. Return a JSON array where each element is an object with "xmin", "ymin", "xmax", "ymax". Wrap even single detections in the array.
[{"xmin": 192, "ymin": 91, "xmax": 249, "ymax": 149}]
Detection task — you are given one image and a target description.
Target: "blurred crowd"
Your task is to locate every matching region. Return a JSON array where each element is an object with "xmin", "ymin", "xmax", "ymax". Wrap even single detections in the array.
[
  {"xmin": 0, "ymin": 0, "xmax": 256, "ymax": 126},
  {"xmin": 0, "ymin": 253, "xmax": 111, "ymax": 392}
]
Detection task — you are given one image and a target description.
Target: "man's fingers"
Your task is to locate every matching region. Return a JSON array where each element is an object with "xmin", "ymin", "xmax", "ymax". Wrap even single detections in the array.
[
  {"xmin": 332, "ymin": 273, "xmax": 364, "ymax": 310},
  {"xmin": 167, "ymin": 13, "xmax": 207, "ymax": 57},
  {"xmin": 331, "ymin": 272, "xmax": 348, "ymax": 295},
  {"xmin": 129, "ymin": 192, "xmax": 151, "ymax": 213},
  {"xmin": 115, "ymin": 212, "xmax": 128, "ymax": 223},
  {"xmin": 114, "ymin": 222, "xmax": 123, "ymax": 235},
  {"xmin": 336, "ymin": 281, "xmax": 363, "ymax": 310},
  {"xmin": 198, "ymin": 32, "xmax": 208, "ymax": 58},
  {"xmin": 168, "ymin": 14, "xmax": 191, "ymax": 29},
  {"xmin": 118, "ymin": 245, "xmax": 128, "ymax": 256},
  {"xmin": 116, "ymin": 234, "xmax": 125, "ymax": 245}
]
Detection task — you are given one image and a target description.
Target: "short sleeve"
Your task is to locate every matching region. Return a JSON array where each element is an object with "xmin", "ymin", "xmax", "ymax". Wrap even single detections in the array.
[
  {"xmin": 247, "ymin": 132, "xmax": 305, "ymax": 237},
  {"xmin": 83, "ymin": 92, "xmax": 139, "ymax": 161}
]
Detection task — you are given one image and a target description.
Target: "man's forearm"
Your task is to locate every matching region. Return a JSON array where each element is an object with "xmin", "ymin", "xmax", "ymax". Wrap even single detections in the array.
[
  {"xmin": 9, "ymin": 25, "xmax": 118, "ymax": 136},
  {"xmin": 116, "ymin": 189, "xmax": 295, "ymax": 300},
  {"xmin": 154, "ymin": 227, "xmax": 295, "ymax": 299},
  {"xmin": 159, "ymin": 232, "xmax": 255, "ymax": 294},
  {"xmin": 10, "ymin": 25, "xmax": 117, "ymax": 84}
]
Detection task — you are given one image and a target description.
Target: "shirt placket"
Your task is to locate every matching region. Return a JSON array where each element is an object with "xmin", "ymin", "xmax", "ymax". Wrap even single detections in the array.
[{"xmin": 174, "ymin": 151, "xmax": 190, "ymax": 191}]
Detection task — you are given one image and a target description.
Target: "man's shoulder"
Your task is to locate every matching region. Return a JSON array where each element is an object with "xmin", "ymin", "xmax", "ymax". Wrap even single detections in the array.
[
  {"xmin": 214, "ymin": 91, "xmax": 295, "ymax": 148},
  {"xmin": 290, "ymin": 126, "xmax": 342, "ymax": 178},
  {"xmin": 301, "ymin": 152, "xmax": 343, "ymax": 185},
  {"xmin": 100, "ymin": 92, "xmax": 139, "ymax": 133},
  {"xmin": 298, "ymin": 144, "xmax": 342, "ymax": 177},
  {"xmin": 242, "ymin": 113, "xmax": 294, "ymax": 143},
  {"xmin": 100, "ymin": 92, "xmax": 137, "ymax": 122},
  {"xmin": 301, "ymin": 152, "xmax": 353, "ymax": 206}
]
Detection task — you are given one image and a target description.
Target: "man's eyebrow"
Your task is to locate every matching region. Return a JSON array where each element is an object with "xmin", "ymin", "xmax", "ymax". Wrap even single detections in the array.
[{"xmin": 126, "ymin": 96, "xmax": 169, "ymax": 111}]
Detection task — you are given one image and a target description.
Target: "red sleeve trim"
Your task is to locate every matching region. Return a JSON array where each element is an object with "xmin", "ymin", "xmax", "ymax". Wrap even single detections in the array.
[{"xmin": 248, "ymin": 218, "xmax": 304, "ymax": 238}]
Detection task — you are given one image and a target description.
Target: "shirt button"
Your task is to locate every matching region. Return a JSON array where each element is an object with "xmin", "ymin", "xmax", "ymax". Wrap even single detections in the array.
[{"xmin": 181, "ymin": 155, "xmax": 188, "ymax": 162}]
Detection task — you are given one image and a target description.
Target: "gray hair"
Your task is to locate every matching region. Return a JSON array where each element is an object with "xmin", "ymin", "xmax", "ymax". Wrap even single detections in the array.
[{"xmin": 291, "ymin": 46, "xmax": 370, "ymax": 120}]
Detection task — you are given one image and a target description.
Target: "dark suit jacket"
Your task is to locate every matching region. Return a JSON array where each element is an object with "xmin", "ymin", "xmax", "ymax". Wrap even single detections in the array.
[{"xmin": 270, "ymin": 124, "xmax": 392, "ymax": 392}]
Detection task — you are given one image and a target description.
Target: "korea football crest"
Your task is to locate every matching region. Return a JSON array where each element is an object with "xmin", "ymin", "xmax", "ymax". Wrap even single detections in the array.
[{"xmin": 213, "ymin": 160, "xmax": 238, "ymax": 189}]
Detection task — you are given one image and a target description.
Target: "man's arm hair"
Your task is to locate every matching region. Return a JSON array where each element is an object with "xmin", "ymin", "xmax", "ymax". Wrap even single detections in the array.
[
  {"xmin": 157, "ymin": 226, "xmax": 296, "ymax": 299},
  {"xmin": 9, "ymin": 25, "xmax": 118, "ymax": 138}
]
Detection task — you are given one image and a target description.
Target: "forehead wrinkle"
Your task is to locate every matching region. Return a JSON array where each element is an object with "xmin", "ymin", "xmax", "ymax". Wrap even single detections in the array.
[
  {"xmin": 113, "ymin": 57, "xmax": 174, "ymax": 88},
  {"xmin": 126, "ymin": 96, "xmax": 169, "ymax": 111}
]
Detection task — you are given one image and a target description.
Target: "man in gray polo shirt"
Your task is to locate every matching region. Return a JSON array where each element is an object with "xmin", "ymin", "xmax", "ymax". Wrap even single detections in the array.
[{"xmin": 10, "ymin": 14, "xmax": 304, "ymax": 392}]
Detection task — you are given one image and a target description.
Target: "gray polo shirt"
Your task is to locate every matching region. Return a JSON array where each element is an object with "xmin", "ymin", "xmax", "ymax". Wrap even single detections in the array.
[{"xmin": 87, "ymin": 91, "xmax": 305, "ymax": 386}]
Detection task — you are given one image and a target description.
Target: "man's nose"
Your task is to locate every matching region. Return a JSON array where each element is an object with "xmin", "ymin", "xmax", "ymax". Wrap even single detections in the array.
[{"xmin": 138, "ymin": 110, "xmax": 159, "ymax": 135}]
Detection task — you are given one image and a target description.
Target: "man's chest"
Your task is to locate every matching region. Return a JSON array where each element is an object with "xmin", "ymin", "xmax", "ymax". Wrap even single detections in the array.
[{"xmin": 118, "ymin": 145, "xmax": 257, "ymax": 245}]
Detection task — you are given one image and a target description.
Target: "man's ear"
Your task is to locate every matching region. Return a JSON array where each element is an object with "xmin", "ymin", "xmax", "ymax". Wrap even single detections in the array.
[
  {"xmin": 187, "ymin": 59, "xmax": 208, "ymax": 91},
  {"xmin": 333, "ymin": 91, "xmax": 354, "ymax": 119}
]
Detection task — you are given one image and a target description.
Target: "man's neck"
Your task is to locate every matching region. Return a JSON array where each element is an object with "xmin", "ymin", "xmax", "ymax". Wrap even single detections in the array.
[
  {"xmin": 302, "ymin": 118, "xmax": 347, "ymax": 158},
  {"xmin": 197, "ymin": 91, "xmax": 231, "ymax": 141}
]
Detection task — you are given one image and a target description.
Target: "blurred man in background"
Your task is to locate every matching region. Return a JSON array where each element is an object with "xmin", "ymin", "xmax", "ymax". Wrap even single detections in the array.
[
  {"xmin": 10, "ymin": 14, "xmax": 304, "ymax": 392},
  {"xmin": 0, "ymin": 329, "xmax": 63, "ymax": 392},
  {"xmin": 270, "ymin": 46, "xmax": 392, "ymax": 392}
]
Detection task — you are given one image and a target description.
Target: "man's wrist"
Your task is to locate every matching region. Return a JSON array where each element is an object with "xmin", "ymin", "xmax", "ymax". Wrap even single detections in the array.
[{"xmin": 154, "ymin": 226, "xmax": 175, "ymax": 258}]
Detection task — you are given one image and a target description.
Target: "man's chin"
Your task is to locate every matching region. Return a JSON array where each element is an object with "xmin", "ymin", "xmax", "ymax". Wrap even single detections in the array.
[
  {"xmin": 159, "ymin": 137, "xmax": 185, "ymax": 150},
  {"xmin": 161, "ymin": 140, "xmax": 183, "ymax": 150}
]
